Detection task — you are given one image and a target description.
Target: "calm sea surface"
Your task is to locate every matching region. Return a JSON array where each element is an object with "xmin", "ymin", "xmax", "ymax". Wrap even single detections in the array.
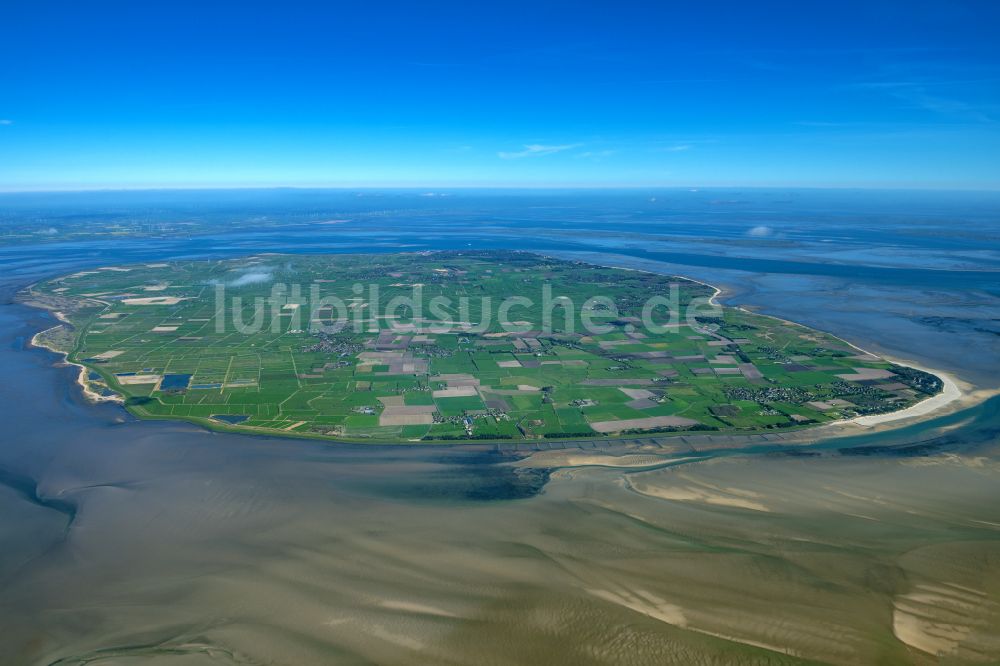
[{"xmin": 1, "ymin": 189, "xmax": 998, "ymax": 664}]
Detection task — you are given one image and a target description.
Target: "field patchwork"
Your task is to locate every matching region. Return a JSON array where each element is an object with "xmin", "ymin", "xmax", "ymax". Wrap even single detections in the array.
[{"xmin": 31, "ymin": 251, "xmax": 944, "ymax": 442}]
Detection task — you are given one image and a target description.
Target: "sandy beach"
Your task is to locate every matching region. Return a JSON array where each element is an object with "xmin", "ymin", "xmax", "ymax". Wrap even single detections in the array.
[
  {"xmin": 599, "ymin": 259, "xmax": 986, "ymax": 434},
  {"xmin": 27, "ymin": 308, "xmax": 124, "ymax": 406},
  {"xmin": 735, "ymin": 309, "xmax": 981, "ymax": 428},
  {"xmin": 849, "ymin": 359, "xmax": 964, "ymax": 426}
]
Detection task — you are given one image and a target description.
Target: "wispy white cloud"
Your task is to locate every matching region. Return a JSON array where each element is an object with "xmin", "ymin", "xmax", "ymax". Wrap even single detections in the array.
[
  {"xmin": 893, "ymin": 87, "xmax": 993, "ymax": 122},
  {"xmin": 498, "ymin": 143, "xmax": 581, "ymax": 159},
  {"xmin": 0, "ymin": 119, "xmax": 13, "ymax": 126},
  {"xmin": 662, "ymin": 144, "xmax": 691, "ymax": 152},
  {"xmin": 849, "ymin": 77, "xmax": 997, "ymax": 123},
  {"xmin": 229, "ymin": 271, "xmax": 273, "ymax": 287},
  {"xmin": 576, "ymin": 149, "xmax": 616, "ymax": 159}
]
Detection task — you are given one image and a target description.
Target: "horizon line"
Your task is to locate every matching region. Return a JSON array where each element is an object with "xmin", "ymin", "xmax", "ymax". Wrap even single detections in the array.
[{"xmin": 2, "ymin": 183, "xmax": 1000, "ymax": 195}]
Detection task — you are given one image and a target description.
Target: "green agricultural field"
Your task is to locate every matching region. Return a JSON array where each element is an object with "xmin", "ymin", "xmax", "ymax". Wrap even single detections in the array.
[{"xmin": 27, "ymin": 251, "xmax": 943, "ymax": 442}]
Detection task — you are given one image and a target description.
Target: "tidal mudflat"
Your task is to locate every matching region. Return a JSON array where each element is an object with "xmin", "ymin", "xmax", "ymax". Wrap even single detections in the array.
[
  {"xmin": 1, "ymin": 190, "xmax": 998, "ymax": 664},
  {"xmin": 2, "ymin": 368, "xmax": 998, "ymax": 664}
]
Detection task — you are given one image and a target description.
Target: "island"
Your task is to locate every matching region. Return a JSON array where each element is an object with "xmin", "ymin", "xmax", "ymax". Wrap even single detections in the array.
[{"xmin": 24, "ymin": 251, "xmax": 943, "ymax": 443}]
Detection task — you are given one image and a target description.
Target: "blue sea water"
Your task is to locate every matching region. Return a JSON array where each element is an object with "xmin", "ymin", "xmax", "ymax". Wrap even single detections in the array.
[
  {"xmin": 2, "ymin": 188, "xmax": 996, "ymax": 383},
  {"xmin": 0, "ymin": 188, "xmax": 997, "ymax": 661}
]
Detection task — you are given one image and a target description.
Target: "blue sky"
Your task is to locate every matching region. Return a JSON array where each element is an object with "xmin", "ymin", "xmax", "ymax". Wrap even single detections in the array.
[{"xmin": 2, "ymin": 0, "xmax": 999, "ymax": 190}]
